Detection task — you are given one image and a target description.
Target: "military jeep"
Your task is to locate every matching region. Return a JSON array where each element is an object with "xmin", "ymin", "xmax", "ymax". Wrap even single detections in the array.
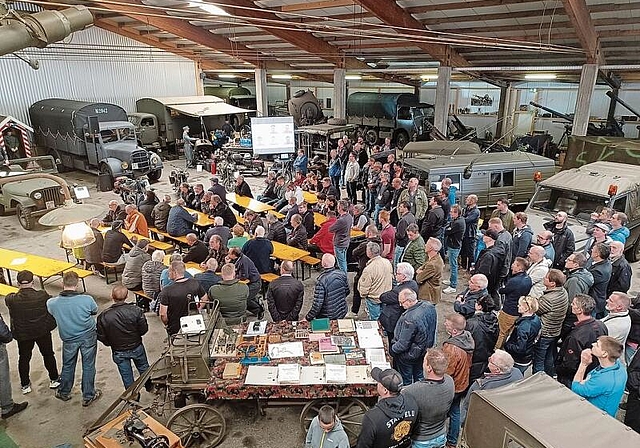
[{"xmin": 0, "ymin": 156, "xmax": 71, "ymax": 230}]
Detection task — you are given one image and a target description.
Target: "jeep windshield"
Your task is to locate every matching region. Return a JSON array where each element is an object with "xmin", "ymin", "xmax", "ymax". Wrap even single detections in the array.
[
  {"xmin": 529, "ymin": 185, "xmax": 615, "ymax": 221},
  {"xmin": 0, "ymin": 157, "xmax": 57, "ymax": 177}
]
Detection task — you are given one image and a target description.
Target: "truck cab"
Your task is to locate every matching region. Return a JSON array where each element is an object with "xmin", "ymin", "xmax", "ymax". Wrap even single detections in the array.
[
  {"xmin": 128, "ymin": 112, "xmax": 161, "ymax": 150},
  {"xmin": 525, "ymin": 161, "xmax": 640, "ymax": 260}
]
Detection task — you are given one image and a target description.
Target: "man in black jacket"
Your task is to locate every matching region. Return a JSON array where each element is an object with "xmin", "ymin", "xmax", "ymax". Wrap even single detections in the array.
[
  {"xmin": 544, "ymin": 211, "xmax": 575, "ymax": 270},
  {"xmin": 607, "ymin": 241, "xmax": 632, "ymax": 296},
  {"xmin": 97, "ymin": 285, "xmax": 149, "ymax": 389},
  {"xmin": 474, "ymin": 230, "xmax": 504, "ymax": 306},
  {"xmin": 102, "ymin": 220, "xmax": 133, "ymax": 264},
  {"xmin": 182, "ymin": 233, "xmax": 209, "ymax": 264},
  {"xmin": 626, "ymin": 335, "xmax": 640, "ymax": 433},
  {"xmin": 588, "ymin": 242, "xmax": 612, "ymax": 319},
  {"xmin": 298, "ymin": 201, "xmax": 316, "ymax": 238},
  {"xmin": 208, "ymin": 177, "xmax": 227, "ymax": 204},
  {"xmin": 356, "ymin": 367, "xmax": 419, "ymax": 448},
  {"xmin": 379, "ymin": 263, "xmax": 419, "ymax": 342},
  {"xmin": 227, "ymin": 247, "xmax": 264, "ymax": 319},
  {"xmin": 305, "ymin": 254, "xmax": 349, "ymax": 321},
  {"xmin": 5, "ymin": 270, "xmax": 59, "ymax": 394},
  {"xmin": 266, "ymin": 261, "xmax": 304, "ymax": 322},
  {"xmin": 420, "ymin": 195, "xmax": 445, "ymax": 243},
  {"xmin": 443, "ymin": 205, "xmax": 465, "ymax": 294},
  {"xmin": 0, "ymin": 312, "xmax": 28, "ymax": 419}
]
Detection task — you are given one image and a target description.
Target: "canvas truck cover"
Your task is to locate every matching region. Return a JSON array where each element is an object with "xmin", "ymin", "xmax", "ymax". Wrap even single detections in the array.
[
  {"xmin": 347, "ymin": 92, "xmax": 424, "ymax": 119},
  {"xmin": 539, "ymin": 161, "xmax": 640, "ymax": 197},
  {"xmin": 402, "ymin": 140, "xmax": 481, "ymax": 157},
  {"xmin": 463, "ymin": 372, "xmax": 640, "ymax": 448},
  {"xmin": 29, "ymin": 99, "xmax": 128, "ymax": 139},
  {"xmin": 564, "ymin": 136, "xmax": 640, "ymax": 169}
]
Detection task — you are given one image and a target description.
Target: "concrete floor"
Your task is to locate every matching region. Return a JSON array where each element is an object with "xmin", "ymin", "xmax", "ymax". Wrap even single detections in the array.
[{"xmin": 0, "ymin": 161, "xmax": 636, "ymax": 447}]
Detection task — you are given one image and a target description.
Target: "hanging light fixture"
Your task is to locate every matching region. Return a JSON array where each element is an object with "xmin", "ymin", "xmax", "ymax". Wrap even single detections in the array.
[{"xmin": 60, "ymin": 222, "xmax": 95, "ymax": 249}]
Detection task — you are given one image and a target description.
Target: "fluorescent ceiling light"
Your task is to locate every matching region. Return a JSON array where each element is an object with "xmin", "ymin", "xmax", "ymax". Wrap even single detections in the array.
[
  {"xmin": 189, "ymin": 2, "xmax": 229, "ymax": 16},
  {"xmin": 525, "ymin": 73, "xmax": 557, "ymax": 80},
  {"xmin": 218, "ymin": 74, "xmax": 237, "ymax": 78},
  {"xmin": 420, "ymin": 75, "xmax": 437, "ymax": 80},
  {"xmin": 345, "ymin": 75, "xmax": 361, "ymax": 80},
  {"xmin": 272, "ymin": 74, "xmax": 292, "ymax": 79}
]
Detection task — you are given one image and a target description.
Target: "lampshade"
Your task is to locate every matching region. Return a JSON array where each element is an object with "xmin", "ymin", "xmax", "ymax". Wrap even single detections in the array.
[
  {"xmin": 38, "ymin": 201, "xmax": 104, "ymax": 227},
  {"xmin": 61, "ymin": 222, "xmax": 96, "ymax": 249}
]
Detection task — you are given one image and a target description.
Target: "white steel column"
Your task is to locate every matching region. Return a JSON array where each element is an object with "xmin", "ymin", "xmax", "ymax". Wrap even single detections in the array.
[
  {"xmin": 434, "ymin": 66, "xmax": 452, "ymax": 136},
  {"xmin": 572, "ymin": 63, "xmax": 599, "ymax": 136},
  {"xmin": 333, "ymin": 68, "xmax": 346, "ymax": 119},
  {"xmin": 254, "ymin": 68, "xmax": 268, "ymax": 117}
]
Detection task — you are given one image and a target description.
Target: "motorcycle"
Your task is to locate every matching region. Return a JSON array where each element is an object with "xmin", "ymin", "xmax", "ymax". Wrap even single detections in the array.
[
  {"xmin": 168, "ymin": 168, "xmax": 189, "ymax": 191},
  {"xmin": 113, "ymin": 175, "xmax": 151, "ymax": 206},
  {"xmin": 271, "ymin": 154, "xmax": 295, "ymax": 182},
  {"xmin": 215, "ymin": 148, "xmax": 264, "ymax": 177}
]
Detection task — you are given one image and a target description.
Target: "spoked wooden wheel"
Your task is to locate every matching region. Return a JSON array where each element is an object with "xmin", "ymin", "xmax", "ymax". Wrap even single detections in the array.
[
  {"xmin": 300, "ymin": 398, "xmax": 369, "ymax": 446},
  {"xmin": 167, "ymin": 404, "xmax": 226, "ymax": 448}
]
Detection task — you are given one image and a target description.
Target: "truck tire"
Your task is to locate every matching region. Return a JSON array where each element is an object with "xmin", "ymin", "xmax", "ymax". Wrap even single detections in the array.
[
  {"xmin": 394, "ymin": 130, "xmax": 410, "ymax": 149},
  {"xmin": 148, "ymin": 169, "xmax": 162, "ymax": 182},
  {"xmin": 327, "ymin": 117, "xmax": 347, "ymax": 126},
  {"xmin": 48, "ymin": 149, "xmax": 67, "ymax": 172},
  {"xmin": 365, "ymin": 129, "xmax": 378, "ymax": 146},
  {"xmin": 16, "ymin": 204, "xmax": 35, "ymax": 230},
  {"xmin": 98, "ymin": 164, "xmax": 114, "ymax": 192}
]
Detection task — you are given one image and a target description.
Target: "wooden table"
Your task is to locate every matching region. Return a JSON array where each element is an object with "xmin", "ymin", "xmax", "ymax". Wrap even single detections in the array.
[
  {"xmin": 99, "ymin": 227, "xmax": 174, "ymax": 252},
  {"xmin": 271, "ymin": 241, "xmax": 310, "ymax": 262},
  {"xmin": 313, "ymin": 213, "xmax": 365, "ymax": 238},
  {"xmin": 0, "ymin": 283, "xmax": 18, "ymax": 296},
  {"xmin": 0, "ymin": 248, "xmax": 76, "ymax": 289},
  {"xmin": 226, "ymin": 193, "xmax": 275, "ymax": 214},
  {"xmin": 162, "ymin": 254, "xmax": 203, "ymax": 274},
  {"xmin": 303, "ymin": 191, "xmax": 318, "ymax": 204},
  {"xmin": 184, "ymin": 206, "xmax": 215, "ymax": 228}
]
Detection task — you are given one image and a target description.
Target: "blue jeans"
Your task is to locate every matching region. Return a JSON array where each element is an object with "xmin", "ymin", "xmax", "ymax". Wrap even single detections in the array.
[
  {"xmin": 59, "ymin": 332, "xmax": 97, "ymax": 400},
  {"xmin": 395, "ymin": 357, "xmax": 424, "ymax": 385},
  {"xmin": 448, "ymin": 247, "xmax": 461, "ymax": 288},
  {"xmin": 334, "ymin": 246, "xmax": 348, "ymax": 272},
  {"xmin": 373, "ymin": 204, "xmax": 384, "ymax": 228},
  {"xmin": 447, "ymin": 392, "xmax": 464, "ymax": 446},
  {"xmin": 0, "ymin": 343, "xmax": 15, "ymax": 414},
  {"xmin": 533, "ymin": 336, "xmax": 558, "ymax": 376},
  {"xmin": 365, "ymin": 299, "xmax": 381, "ymax": 320},
  {"xmin": 112, "ymin": 344, "xmax": 150, "ymax": 389},
  {"xmin": 394, "ymin": 246, "xmax": 405, "ymax": 271},
  {"xmin": 627, "ymin": 344, "xmax": 638, "ymax": 365},
  {"xmin": 412, "ymin": 434, "xmax": 446, "ymax": 448}
]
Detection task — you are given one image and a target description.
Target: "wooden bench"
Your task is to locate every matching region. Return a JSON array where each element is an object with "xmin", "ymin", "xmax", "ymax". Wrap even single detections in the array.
[
  {"xmin": 66, "ymin": 267, "xmax": 93, "ymax": 292},
  {"xmin": 148, "ymin": 226, "xmax": 189, "ymax": 251},
  {"xmin": 260, "ymin": 272, "xmax": 279, "ymax": 295},
  {"xmin": 132, "ymin": 290, "xmax": 154, "ymax": 312},
  {"xmin": 103, "ymin": 262, "xmax": 124, "ymax": 285},
  {"xmin": 299, "ymin": 255, "xmax": 322, "ymax": 281}
]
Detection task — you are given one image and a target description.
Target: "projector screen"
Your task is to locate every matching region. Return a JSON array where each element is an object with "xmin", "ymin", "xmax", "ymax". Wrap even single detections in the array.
[{"xmin": 250, "ymin": 116, "xmax": 295, "ymax": 155}]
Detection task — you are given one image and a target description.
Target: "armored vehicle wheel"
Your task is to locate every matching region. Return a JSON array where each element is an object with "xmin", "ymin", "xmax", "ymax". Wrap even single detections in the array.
[
  {"xmin": 148, "ymin": 169, "xmax": 162, "ymax": 182},
  {"xmin": 300, "ymin": 398, "xmax": 369, "ymax": 446},
  {"xmin": 167, "ymin": 403, "xmax": 226, "ymax": 448},
  {"xmin": 395, "ymin": 130, "xmax": 410, "ymax": 149},
  {"xmin": 365, "ymin": 129, "xmax": 378, "ymax": 146},
  {"xmin": 16, "ymin": 203, "xmax": 35, "ymax": 230}
]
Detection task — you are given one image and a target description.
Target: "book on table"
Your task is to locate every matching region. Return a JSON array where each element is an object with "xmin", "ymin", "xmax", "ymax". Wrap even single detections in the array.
[
  {"xmin": 355, "ymin": 320, "xmax": 379, "ymax": 330},
  {"xmin": 277, "ymin": 364, "xmax": 301, "ymax": 384},
  {"xmin": 356, "ymin": 328, "xmax": 384, "ymax": 349},
  {"xmin": 318, "ymin": 337, "xmax": 340, "ymax": 353},
  {"xmin": 323, "ymin": 354, "xmax": 347, "ymax": 365},
  {"xmin": 310, "ymin": 318, "xmax": 331, "ymax": 332},
  {"xmin": 337, "ymin": 319, "xmax": 355, "ymax": 332},
  {"xmin": 330, "ymin": 336, "xmax": 356, "ymax": 347},
  {"xmin": 325, "ymin": 364, "xmax": 347, "ymax": 383},
  {"xmin": 309, "ymin": 351, "xmax": 325, "ymax": 365}
]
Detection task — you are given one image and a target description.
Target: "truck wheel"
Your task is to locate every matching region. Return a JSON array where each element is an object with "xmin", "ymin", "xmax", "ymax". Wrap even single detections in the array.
[
  {"xmin": 148, "ymin": 169, "xmax": 162, "ymax": 182},
  {"xmin": 48, "ymin": 149, "xmax": 66, "ymax": 172},
  {"xmin": 0, "ymin": 204, "xmax": 6, "ymax": 216},
  {"xmin": 365, "ymin": 129, "xmax": 378, "ymax": 146},
  {"xmin": 395, "ymin": 130, "xmax": 410, "ymax": 149},
  {"xmin": 16, "ymin": 204, "xmax": 35, "ymax": 230}
]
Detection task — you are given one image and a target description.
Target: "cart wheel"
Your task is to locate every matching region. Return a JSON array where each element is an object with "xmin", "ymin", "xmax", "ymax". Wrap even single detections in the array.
[
  {"xmin": 167, "ymin": 403, "xmax": 226, "ymax": 448},
  {"xmin": 300, "ymin": 398, "xmax": 369, "ymax": 446}
]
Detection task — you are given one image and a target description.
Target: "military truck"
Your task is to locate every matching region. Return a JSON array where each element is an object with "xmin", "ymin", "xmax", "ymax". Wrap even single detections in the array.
[
  {"xmin": 0, "ymin": 155, "xmax": 72, "ymax": 230},
  {"xmin": 525, "ymin": 161, "xmax": 640, "ymax": 260},
  {"xmin": 347, "ymin": 92, "xmax": 434, "ymax": 148},
  {"xmin": 403, "ymin": 151, "xmax": 556, "ymax": 210},
  {"xmin": 203, "ymin": 85, "xmax": 256, "ymax": 128},
  {"xmin": 29, "ymin": 99, "xmax": 163, "ymax": 189}
]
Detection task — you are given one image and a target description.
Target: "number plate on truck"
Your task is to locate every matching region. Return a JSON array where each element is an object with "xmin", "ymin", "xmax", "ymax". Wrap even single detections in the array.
[
  {"xmin": 132, "ymin": 163, "xmax": 139, "ymax": 170},
  {"xmin": 46, "ymin": 201, "xmax": 55, "ymax": 209}
]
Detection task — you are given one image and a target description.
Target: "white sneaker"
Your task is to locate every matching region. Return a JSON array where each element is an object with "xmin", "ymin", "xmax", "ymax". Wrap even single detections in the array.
[
  {"xmin": 443, "ymin": 287, "xmax": 457, "ymax": 294},
  {"xmin": 345, "ymin": 311, "xmax": 357, "ymax": 319},
  {"xmin": 442, "ymin": 280, "xmax": 451, "ymax": 286},
  {"xmin": 21, "ymin": 384, "xmax": 32, "ymax": 395},
  {"xmin": 49, "ymin": 379, "xmax": 61, "ymax": 389}
]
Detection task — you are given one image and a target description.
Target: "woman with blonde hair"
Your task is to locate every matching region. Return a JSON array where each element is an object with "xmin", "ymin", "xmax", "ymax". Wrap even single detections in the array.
[{"xmin": 504, "ymin": 296, "xmax": 542, "ymax": 375}]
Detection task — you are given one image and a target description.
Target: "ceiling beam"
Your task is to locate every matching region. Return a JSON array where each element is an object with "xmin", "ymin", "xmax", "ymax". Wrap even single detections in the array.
[
  {"xmin": 353, "ymin": 0, "xmax": 470, "ymax": 67},
  {"xmin": 280, "ymin": 0, "xmax": 356, "ymax": 12},
  {"xmin": 95, "ymin": 19, "xmax": 230, "ymax": 70},
  {"xmin": 561, "ymin": 0, "xmax": 603, "ymax": 64}
]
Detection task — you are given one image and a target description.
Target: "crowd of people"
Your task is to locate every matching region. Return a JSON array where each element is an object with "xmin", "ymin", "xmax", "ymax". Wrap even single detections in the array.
[{"xmin": 1, "ymin": 136, "xmax": 639, "ymax": 448}]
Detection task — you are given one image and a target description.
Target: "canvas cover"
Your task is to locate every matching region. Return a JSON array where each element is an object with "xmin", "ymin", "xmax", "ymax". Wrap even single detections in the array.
[
  {"xmin": 463, "ymin": 372, "xmax": 640, "ymax": 448},
  {"xmin": 564, "ymin": 136, "xmax": 640, "ymax": 169},
  {"xmin": 403, "ymin": 140, "xmax": 480, "ymax": 156},
  {"xmin": 539, "ymin": 161, "xmax": 640, "ymax": 197}
]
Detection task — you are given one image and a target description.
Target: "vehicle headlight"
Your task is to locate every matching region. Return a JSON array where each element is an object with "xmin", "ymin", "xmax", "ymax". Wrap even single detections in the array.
[
  {"xmin": 151, "ymin": 155, "xmax": 160, "ymax": 165},
  {"xmin": 121, "ymin": 161, "xmax": 129, "ymax": 170},
  {"xmin": 33, "ymin": 192, "xmax": 42, "ymax": 200}
]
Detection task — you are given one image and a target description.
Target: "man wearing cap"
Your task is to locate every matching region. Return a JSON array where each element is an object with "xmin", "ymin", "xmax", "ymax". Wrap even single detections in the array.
[
  {"xmin": 182, "ymin": 125, "xmax": 197, "ymax": 168},
  {"xmin": 5, "ymin": 270, "xmax": 59, "ymax": 394},
  {"xmin": 46, "ymin": 271, "xmax": 101, "ymax": 406},
  {"xmin": 356, "ymin": 367, "xmax": 419, "ymax": 448},
  {"xmin": 582, "ymin": 222, "xmax": 612, "ymax": 258},
  {"xmin": 474, "ymin": 229, "xmax": 504, "ymax": 306},
  {"xmin": 208, "ymin": 176, "xmax": 227, "ymax": 204},
  {"xmin": 97, "ymin": 285, "xmax": 149, "ymax": 389}
]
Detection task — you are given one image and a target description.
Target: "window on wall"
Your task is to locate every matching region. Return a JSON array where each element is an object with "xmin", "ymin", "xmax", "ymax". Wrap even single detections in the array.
[{"xmin": 491, "ymin": 170, "xmax": 515, "ymax": 188}]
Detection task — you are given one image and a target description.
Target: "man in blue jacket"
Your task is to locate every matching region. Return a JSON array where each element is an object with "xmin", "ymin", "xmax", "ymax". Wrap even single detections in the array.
[
  {"xmin": 391, "ymin": 288, "xmax": 437, "ymax": 385},
  {"xmin": 304, "ymin": 254, "xmax": 349, "ymax": 321},
  {"xmin": 166, "ymin": 199, "xmax": 197, "ymax": 237},
  {"xmin": 572, "ymin": 335, "xmax": 627, "ymax": 417}
]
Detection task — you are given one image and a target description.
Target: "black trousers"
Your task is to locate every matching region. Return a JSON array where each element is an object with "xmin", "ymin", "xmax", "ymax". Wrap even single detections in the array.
[
  {"xmin": 352, "ymin": 273, "xmax": 362, "ymax": 314},
  {"xmin": 346, "ymin": 181, "xmax": 358, "ymax": 204},
  {"xmin": 17, "ymin": 333, "xmax": 59, "ymax": 387},
  {"xmin": 625, "ymin": 391, "xmax": 640, "ymax": 434}
]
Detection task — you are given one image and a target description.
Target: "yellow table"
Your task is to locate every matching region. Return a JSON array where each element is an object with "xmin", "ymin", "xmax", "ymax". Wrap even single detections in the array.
[
  {"xmin": 313, "ymin": 213, "xmax": 365, "ymax": 238},
  {"xmin": 226, "ymin": 193, "xmax": 275, "ymax": 213},
  {"xmin": 162, "ymin": 255, "xmax": 203, "ymax": 274},
  {"xmin": 0, "ymin": 283, "xmax": 18, "ymax": 296},
  {"xmin": 184, "ymin": 207, "xmax": 215, "ymax": 228},
  {"xmin": 272, "ymin": 241, "xmax": 310, "ymax": 262},
  {"xmin": 303, "ymin": 191, "xmax": 318, "ymax": 204},
  {"xmin": 99, "ymin": 227, "xmax": 174, "ymax": 252},
  {"xmin": 0, "ymin": 248, "xmax": 76, "ymax": 289}
]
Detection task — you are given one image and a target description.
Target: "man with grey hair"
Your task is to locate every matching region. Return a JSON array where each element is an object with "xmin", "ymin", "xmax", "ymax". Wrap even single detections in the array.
[
  {"xmin": 182, "ymin": 125, "xmax": 196, "ymax": 168},
  {"xmin": 305, "ymin": 254, "xmax": 349, "ymax": 321},
  {"xmin": 265, "ymin": 212, "xmax": 287, "ymax": 244},
  {"xmin": 167, "ymin": 198, "xmax": 197, "ymax": 237},
  {"xmin": 358, "ymin": 242, "xmax": 394, "ymax": 320},
  {"xmin": 380, "ymin": 262, "xmax": 419, "ymax": 342},
  {"xmin": 352, "ymin": 203, "xmax": 370, "ymax": 231},
  {"xmin": 607, "ymin": 240, "xmax": 631, "ymax": 297},
  {"xmin": 416, "ymin": 237, "xmax": 444, "ymax": 304},
  {"xmin": 102, "ymin": 199, "xmax": 127, "ymax": 225},
  {"xmin": 243, "ymin": 225, "xmax": 274, "ymax": 274},
  {"xmin": 158, "ymin": 261, "xmax": 207, "ymax": 336},
  {"xmin": 194, "ymin": 258, "xmax": 221, "ymax": 293},
  {"xmin": 454, "ymin": 274, "xmax": 490, "ymax": 319},
  {"xmin": 526, "ymin": 245, "xmax": 551, "ymax": 298},
  {"xmin": 204, "ymin": 216, "xmax": 231, "ymax": 246},
  {"xmin": 460, "ymin": 350, "xmax": 523, "ymax": 425},
  {"xmin": 391, "ymin": 288, "xmax": 437, "ymax": 385},
  {"xmin": 287, "ymin": 214, "xmax": 308, "ymax": 250},
  {"xmin": 182, "ymin": 233, "xmax": 208, "ymax": 264},
  {"xmin": 601, "ymin": 292, "xmax": 632, "ymax": 352}
]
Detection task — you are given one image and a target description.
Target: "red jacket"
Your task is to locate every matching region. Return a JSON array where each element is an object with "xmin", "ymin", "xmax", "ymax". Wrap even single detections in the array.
[{"xmin": 309, "ymin": 217, "xmax": 336, "ymax": 255}]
